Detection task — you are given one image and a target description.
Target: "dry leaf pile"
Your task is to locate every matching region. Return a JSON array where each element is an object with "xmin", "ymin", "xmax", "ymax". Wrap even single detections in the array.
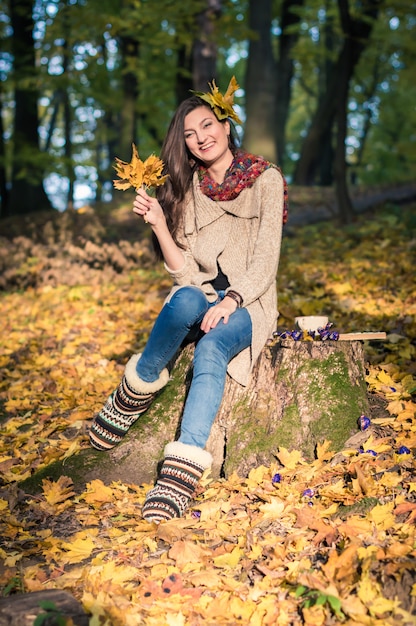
[
  {"xmin": 0, "ymin": 206, "xmax": 156, "ymax": 291},
  {"xmin": 0, "ymin": 204, "xmax": 415, "ymax": 625}
]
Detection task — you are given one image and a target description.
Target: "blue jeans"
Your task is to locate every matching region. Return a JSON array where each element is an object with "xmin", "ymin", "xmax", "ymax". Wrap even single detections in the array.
[{"xmin": 136, "ymin": 286, "xmax": 252, "ymax": 448}]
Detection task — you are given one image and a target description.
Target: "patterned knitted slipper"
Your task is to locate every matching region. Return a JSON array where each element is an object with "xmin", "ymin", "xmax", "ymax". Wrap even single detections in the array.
[
  {"xmin": 142, "ymin": 442, "xmax": 213, "ymax": 523},
  {"xmin": 89, "ymin": 354, "xmax": 169, "ymax": 451}
]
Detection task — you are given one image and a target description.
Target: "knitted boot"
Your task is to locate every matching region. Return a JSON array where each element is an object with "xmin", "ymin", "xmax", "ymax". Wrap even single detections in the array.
[
  {"xmin": 89, "ymin": 354, "xmax": 169, "ymax": 451},
  {"xmin": 142, "ymin": 442, "xmax": 213, "ymax": 523}
]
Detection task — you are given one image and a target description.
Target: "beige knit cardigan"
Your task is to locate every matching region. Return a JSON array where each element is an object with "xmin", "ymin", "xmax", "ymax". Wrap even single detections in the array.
[{"xmin": 164, "ymin": 166, "xmax": 284, "ymax": 387}]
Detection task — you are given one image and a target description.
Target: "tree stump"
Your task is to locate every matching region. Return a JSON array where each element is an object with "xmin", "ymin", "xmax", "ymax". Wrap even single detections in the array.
[
  {"xmin": 206, "ymin": 338, "xmax": 369, "ymax": 477},
  {"xmin": 22, "ymin": 338, "xmax": 369, "ymax": 493}
]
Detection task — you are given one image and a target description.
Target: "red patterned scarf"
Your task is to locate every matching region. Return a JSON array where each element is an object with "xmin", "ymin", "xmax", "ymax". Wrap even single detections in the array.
[{"xmin": 197, "ymin": 149, "xmax": 288, "ymax": 224}]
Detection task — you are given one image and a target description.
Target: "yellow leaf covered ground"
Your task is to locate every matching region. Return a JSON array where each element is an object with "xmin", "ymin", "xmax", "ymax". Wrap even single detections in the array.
[{"xmin": 0, "ymin": 204, "xmax": 415, "ymax": 625}]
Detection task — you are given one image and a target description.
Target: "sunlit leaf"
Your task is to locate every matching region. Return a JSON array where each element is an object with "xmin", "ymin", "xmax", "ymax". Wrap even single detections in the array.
[
  {"xmin": 59, "ymin": 534, "xmax": 96, "ymax": 565},
  {"xmin": 168, "ymin": 541, "xmax": 209, "ymax": 568},
  {"xmin": 82, "ymin": 479, "xmax": 114, "ymax": 506},
  {"xmin": 42, "ymin": 476, "xmax": 75, "ymax": 506},
  {"xmin": 276, "ymin": 447, "xmax": 304, "ymax": 469},
  {"xmin": 213, "ymin": 545, "xmax": 244, "ymax": 568}
]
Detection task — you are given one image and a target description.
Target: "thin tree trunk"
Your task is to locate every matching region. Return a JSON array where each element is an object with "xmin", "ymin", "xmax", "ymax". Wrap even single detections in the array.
[
  {"xmin": 175, "ymin": 45, "xmax": 193, "ymax": 104},
  {"xmin": 64, "ymin": 90, "xmax": 74, "ymax": 210},
  {"xmin": 43, "ymin": 91, "xmax": 62, "ymax": 153},
  {"xmin": 333, "ymin": 19, "xmax": 354, "ymax": 223},
  {"xmin": 244, "ymin": 0, "xmax": 277, "ymax": 161},
  {"xmin": 61, "ymin": 11, "xmax": 75, "ymax": 211},
  {"xmin": 334, "ymin": 72, "xmax": 354, "ymax": 222},
  {"xmin": 354, "ymin": 59, "xmax": 381, "ymax": 175},
  {"xmin": 0, "ymin": 81, "xmax": 8, "ymax": 217},
  {"xmin": 276, "ymin": 0, "xmax": 304, "ymax": 166},
  {"xmin": 117, "ymin": 34, "xmax": 140, "ymax": 160},
  {"xmin": 97, "ymin": 35, "xmax": 118, "ymax": 203},
  {"xmin": 319, "ymin": 2, "xmax": 335, "ymax": 186}
]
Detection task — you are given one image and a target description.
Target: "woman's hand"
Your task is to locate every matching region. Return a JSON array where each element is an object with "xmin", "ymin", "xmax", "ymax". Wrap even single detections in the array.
[
  {"xmin": 200, "ymin": 297, "xmax": 238, "ymax": 333},
  {"xmin": 132, "ymin": 188, "xmax": 165, "ymax": 227}
]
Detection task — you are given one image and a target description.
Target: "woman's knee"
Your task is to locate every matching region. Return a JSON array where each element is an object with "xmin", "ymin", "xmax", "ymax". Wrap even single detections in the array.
[{"xmin": 168, "ymin": 286, "xmax": 208, "ymax": 319}]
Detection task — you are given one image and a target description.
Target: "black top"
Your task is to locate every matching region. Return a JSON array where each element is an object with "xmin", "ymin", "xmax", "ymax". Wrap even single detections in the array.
[{"xmin": 211, "ymin": 261, "xmax": 230, "ymax": 291}]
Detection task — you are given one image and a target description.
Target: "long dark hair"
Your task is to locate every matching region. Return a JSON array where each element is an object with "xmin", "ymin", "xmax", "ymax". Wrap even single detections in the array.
[{"xmin": 153, "ymin": 96, "xmax": 237, "ymax": 259}]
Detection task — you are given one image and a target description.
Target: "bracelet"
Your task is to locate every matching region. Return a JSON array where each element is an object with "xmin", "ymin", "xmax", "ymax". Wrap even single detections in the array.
[{"xmin": 225, "ymin": 290, "xmax": 243, "ymax": 308}]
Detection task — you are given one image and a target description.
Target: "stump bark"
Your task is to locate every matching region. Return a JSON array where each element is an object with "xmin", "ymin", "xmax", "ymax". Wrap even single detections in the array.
[
  {"xmin": 23, "ymin": 338, "xmax": 369, "ymax": 492},
  {"xmin": 0, "ymin": 589, "xmax": 89, "ymax": 626}
]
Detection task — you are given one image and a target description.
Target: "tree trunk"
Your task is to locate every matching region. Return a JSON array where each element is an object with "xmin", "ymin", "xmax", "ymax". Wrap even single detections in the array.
[
  {"xmin": 7, "ymin": 0, "xmax": 52, "ymax": 216},
  {"xmin": 21, "ymin": 339, "xmax": 370, "ymax": 494},
  {"xmin": 293, "ymin": 0, "xmax": 381, "ymax": 186},
  {"xmin": 333, "ymin": 46, "xmax": 354, "ymax": 223},
  {"xmin": 61, "ymin": 6, "xmax": 75, "ymax": 210},
  {"xmin": 192, "ymin": 0, "xmax": 222, "ymax": 91},
  {"xmin": 0, "ymin": 81, "xmax": 8, "ymax": 218},
  {"xmin": 334, "ymin": 0, "xmax": 370, "ymax": 224},
  {"xmin": 96, "ymin": 32, "xmax": 120, "ymax": 204},
  {"xmin": 318, "ymin": 2, "xmax": 336, "ymax": 186},
  {"xmin": 116, "ymin": 0, "xmax": 142, "ymax": 161},
  {"xmin": 244, "ymin": 0, "xmax": 277, "ymax": 161},
  {"xmin": 117, "ymin": 32, "xmax": 140, "ymax": 160},
  {"xmin": 276, "ymin": 0, "xmax": 305, "ymax": 166},
  {"xmin": 175, "ymin": 46, "xmax": 194, "ymax": 104}
]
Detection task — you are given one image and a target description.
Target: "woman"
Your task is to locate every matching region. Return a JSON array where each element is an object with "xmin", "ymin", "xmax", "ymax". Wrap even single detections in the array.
[{"xmin": 89, "ymin": 77, "xmax": 287, "ymax": 523}]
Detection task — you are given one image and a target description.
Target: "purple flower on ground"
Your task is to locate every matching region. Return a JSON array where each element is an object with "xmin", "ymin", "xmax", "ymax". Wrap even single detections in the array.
[
  {"xmin": 397, "ymin": 446, "xmax": 410, "ymax": 455},
  {"xmin": 358, "ymin": 415, "xmax": 371, "ymax": 431},
  {"xmin": 359, "ymin": 448, "xmax": 377, "ymax": 456}
]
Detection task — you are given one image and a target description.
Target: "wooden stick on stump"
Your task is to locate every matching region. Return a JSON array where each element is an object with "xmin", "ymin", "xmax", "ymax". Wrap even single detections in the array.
[{"xmin": 338, "ymin": 332, "xmax": 386, "ymax": 341}]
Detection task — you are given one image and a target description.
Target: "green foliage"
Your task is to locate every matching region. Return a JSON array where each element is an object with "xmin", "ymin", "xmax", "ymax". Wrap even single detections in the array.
[
  {"xmin": 1, "ymin": 575, "xmax": 24, "ymax": 597},
  {"xmin": 347, "ymin": 4, "xmax": 416, "ymax": 183},
  {"xmin": 1, "ymin": 0, "xmax": 415, "ymax": 214},
  {"xmin": 34, "ymin": 601, "xmax": 67, "ymax": 626},
  {"xmin": 295, "ymin": 585, "xmax": 345, "ymax": 620}
]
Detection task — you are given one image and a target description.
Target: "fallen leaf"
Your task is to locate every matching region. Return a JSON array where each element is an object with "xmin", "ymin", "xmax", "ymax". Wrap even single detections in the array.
[{"xmin": 168, "ymin": 541, "xmax": 209, "ymax": 568}]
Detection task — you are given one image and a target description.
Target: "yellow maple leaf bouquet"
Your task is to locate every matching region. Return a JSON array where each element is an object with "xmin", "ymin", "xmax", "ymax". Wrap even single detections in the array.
[{"xmin": 113, "ymin": 143, "xmax": 168, "ymax": 192}]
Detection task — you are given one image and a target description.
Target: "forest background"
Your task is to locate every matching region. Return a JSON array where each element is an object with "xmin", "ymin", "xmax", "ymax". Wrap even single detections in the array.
[
  {"xmin": 0, "ymin": 1, "xmax": 416, "ymax": 625},
  {"xmin": 1, "ymin": 0, "xmax": 415, "ymax": 220}
]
